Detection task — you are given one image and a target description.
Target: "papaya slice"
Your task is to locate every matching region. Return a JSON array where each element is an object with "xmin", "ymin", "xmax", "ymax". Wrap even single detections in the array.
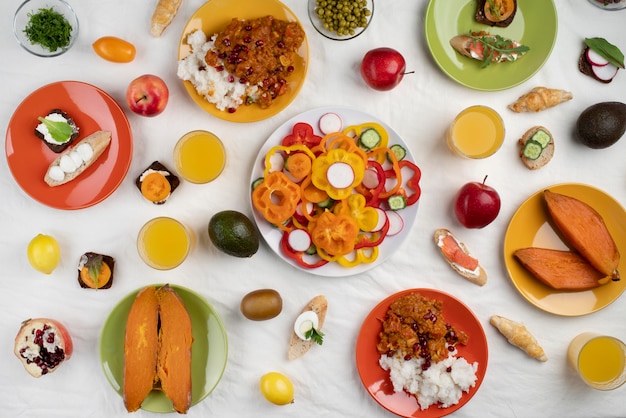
[
  {"xmin": 544, "ymin": 190, "xmax": 620, "ymax": 281},
  {"xmin": 514, "ymin": 248, "xmax": 606, "ymax": 290},
  {"xmin": 156, "ymin": 285, "xmax": 193, "ymax": 414},
  {"xmin": 123, "ymin": 286, "xmax": 159, "ymax": 412}
]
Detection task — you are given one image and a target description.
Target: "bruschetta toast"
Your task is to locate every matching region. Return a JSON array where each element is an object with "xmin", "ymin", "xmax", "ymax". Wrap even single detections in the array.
[
  {"xmin": 450, "ymin": 32, "xmax": 529, "ymax": 68},
  {"xmin": 434, "ymin": 228, "xmax": 487, "ymax": 286},
  {"xmin": 44, "ymin": 130, "xmax": 112, "ymax": 187}
]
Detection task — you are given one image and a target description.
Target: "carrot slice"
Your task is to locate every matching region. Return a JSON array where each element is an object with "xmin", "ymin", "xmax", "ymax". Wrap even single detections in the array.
[{"xmin": 141, "ymin": 172, "xmax": 171, "ymax": 203}]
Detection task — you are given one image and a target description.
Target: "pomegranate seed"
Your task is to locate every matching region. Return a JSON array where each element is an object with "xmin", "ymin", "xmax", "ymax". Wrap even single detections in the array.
[
  {"xmin": 239, "ymin": 78, "xmax": 247, "ymax": 84},
  {"xmin": 215, "ymin": 65, "xmax": 224, "ymax": 72},
  {"xmin": 277, "ymin": 41, "xmax": 285, "ymax": 48},
  {"xmin": 287, "ymin": 65, "xmax": 295, "ymax": 73},
  {"xmin": 222, "ymin": 38, "xmax": 231, "ymax": 46},
  {"xmin": 245, "ymin": 25, "xmax": 252, "ymax": 31},
  {"xmin": 228, "ymin": 75, "xmax": 235, "ymax": 83},
  {"xmin": 404, "ymin": 354, "xmax": 412, "ymax": 361},
  {"xmin": 227, "ymin": 107, "xmax": 237, "ymax": 113},
  {"xmin": 255, "ymin": 40, "xmax": 264, "ymax": 47},
  {"xmin": 446, "ymin": 366, "xmax": 452, "ymax": 372},
  {"xmin": 243, "ymin": 36, "xmax": 251, "ymax": 43}
]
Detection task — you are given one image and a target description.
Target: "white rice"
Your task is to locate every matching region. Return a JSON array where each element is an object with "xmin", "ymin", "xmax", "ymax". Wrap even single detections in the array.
[
  {"xmin": 177, "ymin": 30, "xmax": 259, "ymax": 111},
  {"xmin": 379, "ymin": 348, "xmax": 478, "ymax": 410}
]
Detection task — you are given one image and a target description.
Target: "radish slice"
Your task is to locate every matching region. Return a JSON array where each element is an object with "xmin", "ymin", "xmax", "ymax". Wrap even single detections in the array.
[
  {"xmin": 362, "ymin": 167, "xmax": 380, "ymax": 189},
  {"xmin": 319, "ymin": 112, "xmax": 343, "ymax": 134},
  {"xmin": 385, "ymin": 210, "xmax": 404, "ymax": 236},
  {"xmin": 586, "ymin": 48, "xmax": 610, "ymax": 67},
  {"xmin": 287, "ymin": 229, "xmax": 312, "ymax": 252},
  {"xmin": 266, "ymin": 152, "xmax": 285, "ymax": 173},
  {"xmin": 592, "ymin": 63, "xmax": 619, "ymax": 82},
  {"xmin": 295, "ymin": 201, "xmax": 314, "ymax": 217},
  {"xmin": 326, "ymin": 162, "xmax": 355, "ymax": 189},
  {"xmin": 372, "ymin": 208, "xmax": 387, "ymax": 232}
]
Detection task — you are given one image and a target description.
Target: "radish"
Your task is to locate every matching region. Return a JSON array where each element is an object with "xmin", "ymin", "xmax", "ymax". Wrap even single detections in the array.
[
  {"xmin": 362, "ymin": 167, "xmax": 380, "ymax": 189},
  {"xmin": 287, "ymin": 229, "xmax": 312, "ymax": 252},
  {"xmin": 326, "ymin": 162, "xmax": 355, "ymax": 189},
  {"xmin": 385, "ymin": 210, "xmax": 404, "ymax": 236},
  {"xmin": 371, "ymin": 208, "xmax": 387, "ymax": 232},
  {"xmin": 591, "ymin": 63, "xmax": 619, "ymax": 82},
  {"xmin": 319, "ymin": 112, "xmax": 342, "ymax": 134},
  {"xmin": 266, "ymin": 152, "xmax": 285, "ymax": 173},
  {"xmin": 586, "ymin": 48, "xmax": 610, "ymax": 67}
]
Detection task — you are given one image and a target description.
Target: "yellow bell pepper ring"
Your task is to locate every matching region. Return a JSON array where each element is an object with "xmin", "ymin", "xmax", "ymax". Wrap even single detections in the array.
[
  {"xmin": 337, "ymin": 247, "xmax": 379, "ymax": 267},
  {"xmin": 311, "ymin": 148, "xmax": 366, "ymax": 201}
]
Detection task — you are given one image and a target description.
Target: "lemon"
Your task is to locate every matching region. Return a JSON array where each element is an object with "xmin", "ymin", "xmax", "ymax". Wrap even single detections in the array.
[
  {"xmin": 259, "ymin": 372, "xmax": 294, "ymax": 405},
  {"xmin": 27, "ymin": 234, "xmax": 61, "ymax": 274}
]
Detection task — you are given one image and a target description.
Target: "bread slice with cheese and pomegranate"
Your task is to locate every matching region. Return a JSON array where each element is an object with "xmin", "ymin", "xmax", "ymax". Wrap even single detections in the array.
[{"xmin": 44, "ymin": 130, "xmax": 112, "ymax": 187}]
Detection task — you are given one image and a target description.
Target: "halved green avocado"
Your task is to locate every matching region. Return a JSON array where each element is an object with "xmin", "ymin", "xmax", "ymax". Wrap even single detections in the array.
[
  {"xmin": 208, "ymin": 210, "xmax": 260, "ymax": 258},
  {"xmin": 576, "ymin": 102, "xmax": 626, "ymax": 149}
]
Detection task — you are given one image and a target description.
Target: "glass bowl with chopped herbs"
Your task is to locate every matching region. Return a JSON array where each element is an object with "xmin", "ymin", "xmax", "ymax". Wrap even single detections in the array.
[
  {"xmin": 13, "ymin": 0, "xmax": 78, "ymax": 57},
  {"xmin": 308, "ymin": 0, "xmax": 374, "ymax": 41}
]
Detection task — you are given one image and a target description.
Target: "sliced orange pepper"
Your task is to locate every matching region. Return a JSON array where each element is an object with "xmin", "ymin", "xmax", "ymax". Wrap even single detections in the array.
[
  {"xmin": 251, "ymin": 171, "xmax": 301, "ymax": 227},
  {"xmin": 284, "ymin": 152, "xmax": 312, "ymax": 182},
  {"xmin": 263, "ymin": 144, "xmax": 315, "ymax": 178},
  {"xmin": 309, "ymin": 210, "xmax": 359, "ymax": 256}
]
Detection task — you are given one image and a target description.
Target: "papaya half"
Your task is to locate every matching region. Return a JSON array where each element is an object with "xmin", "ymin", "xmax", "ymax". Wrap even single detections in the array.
[
  {"xmin": 544, "ymin": 190, "xmax": 620, "ymax": 281},
  {"xmin": 123, "ymin": 285, "xmax": 193, "ymax": 413}
]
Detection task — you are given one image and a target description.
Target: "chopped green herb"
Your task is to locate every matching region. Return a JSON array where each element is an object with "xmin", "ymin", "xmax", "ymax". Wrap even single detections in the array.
[
  {"xmin": 37, "ymin": 116, "xmax": 73, "ymax": 143},
  {"xmin": 305, "ymin": 327, "xmax": 324, "ymax": 345},
  {"xmin": 23, "ymin": 7, "xmax": 72, "ymax": 52},
  {"xmin": 486, "ymin": 0, "xmax": 502, "ymax": 19},
  {"xmin": 468, "ymin": 32, "xmax": 530, "ymax": 68},
  {"xmin": 585, "ymin": 37, "xmax": 625, "ymax": 69}
]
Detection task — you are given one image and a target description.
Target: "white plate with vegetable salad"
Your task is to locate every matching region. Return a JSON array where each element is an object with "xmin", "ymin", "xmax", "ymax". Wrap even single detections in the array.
[{"xmin": 249, "ymin": 107, "xmax": 422, "ymax": 277}]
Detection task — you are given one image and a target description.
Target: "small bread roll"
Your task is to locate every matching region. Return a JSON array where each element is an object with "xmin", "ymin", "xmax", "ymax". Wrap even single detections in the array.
[
  {"xmin": 150, "ymin": 0, "xmax": 183, "ymax": 37},
  {"xmin": 508, "ymin": 87, "xmax": 573, "ymax": 113},
  {"xmin": 490, "ymin": 315, "xmax": 547, "ymax": 362}
]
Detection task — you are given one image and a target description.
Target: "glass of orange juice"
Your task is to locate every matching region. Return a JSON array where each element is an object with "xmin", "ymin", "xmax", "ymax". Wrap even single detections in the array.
[
  {"xmin": 137, "ymin": 217, "xmax": 193, "ymax": 270},
  {"xmin": 567, "ymin": 332, "xmax": 626, "ymax": 390},
  {"xmin": 174, "ymin": 130, "xmax": 226, "ymax": 184},
  {"xmin": 446, "ymin": 105, "xmax": 505, "ymax": 159}
]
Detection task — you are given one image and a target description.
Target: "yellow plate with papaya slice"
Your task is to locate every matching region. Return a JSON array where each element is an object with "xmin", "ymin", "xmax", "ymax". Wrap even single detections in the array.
[{"xmin": 504, "ymin": 183, "xmax": 626, "ymax": 316}]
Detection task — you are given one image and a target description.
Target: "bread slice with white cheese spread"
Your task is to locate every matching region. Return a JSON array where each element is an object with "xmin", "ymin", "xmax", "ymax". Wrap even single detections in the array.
[{"xmin": 44, "ymin": 130, "xmax": 112, "ymax": 187}]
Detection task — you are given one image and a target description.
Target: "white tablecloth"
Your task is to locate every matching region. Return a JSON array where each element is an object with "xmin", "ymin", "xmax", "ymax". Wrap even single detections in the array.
[{"xmin": 2, "ymin": 1, "xmax": 626, "ymax": 417}]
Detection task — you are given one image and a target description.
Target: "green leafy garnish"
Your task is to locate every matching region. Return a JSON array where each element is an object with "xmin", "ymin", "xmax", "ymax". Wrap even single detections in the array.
[
  {"xmin": 468, "ymin": 32, "xmax": 530, "ymax": 68},
  {"xmin": 486, "ymin": 0, "xmax": 502, "ymax": 20},
  {"xmin": 23, "ymin": 7, "xmax": 72, "ymax": 52},
  {"xmin": 585, "ymin": 37, "xmax": 625, "ymax": 69},
  {"xmin": 87, "ymin": 255, "xmax": 104, "ymax": 289},
  {"xmin": 305, "ymin": 327, "xmax": 324, "ymax": 345},
  {"xmin": 37, "ymin": 116, "xmax": 73, "ymax": 143}
]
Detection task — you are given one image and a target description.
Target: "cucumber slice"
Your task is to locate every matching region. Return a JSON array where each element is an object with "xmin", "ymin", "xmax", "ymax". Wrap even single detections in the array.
[
  {"xmin": 359, "ymin": 128, "xmax": 381, "ymax": 149},
  {"xmin": 389, "ymin": 144, "xmax": 407, "ymax": 161},
  {"xmin": 531, "ymin": 129, "xmax": 551, "ymax": 148},
  {"xmin": 251, "ymin": 177, "xmax": 264, "ymax": 190},
  {"xmin": 522, "ymin": 139, "xmax": 543, "ymax": 160},
  {"xmin": 387, "ymin": 195, "xmax": 407, "ymax": 211}
]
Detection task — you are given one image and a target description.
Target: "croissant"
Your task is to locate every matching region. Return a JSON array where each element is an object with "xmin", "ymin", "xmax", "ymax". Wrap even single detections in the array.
[
  {"xmin": 150, "ymin": 0, "xmax": 183, "ymax": 37},
  {"xmin": 490, "ymin": 315, "xmax": 547, "ymax": 362},
  {"xmin": 508, "ymin": 87, "xmax": 573, "ymax": 113}
]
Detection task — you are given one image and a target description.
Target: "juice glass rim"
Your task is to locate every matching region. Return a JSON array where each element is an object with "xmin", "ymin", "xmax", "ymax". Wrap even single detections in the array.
[
  {"xmin": 448, "ymin": 105, "xmax": 505, "ymax": 159},
  {"xmin": 174, "ymin": 129, "xmax": 225, "ymax": 184},
  {"xmin": 576, "ymin": 334, "xmax": 626, "ymax": 390},
  {"xmin": 137, "ymin": 216, "xmax": 191, "ymax": 270}
]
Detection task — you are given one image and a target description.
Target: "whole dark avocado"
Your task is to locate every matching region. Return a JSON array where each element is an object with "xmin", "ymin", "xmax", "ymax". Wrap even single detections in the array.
[
  {"xmin": 576, "ymin": 101, "xmax": 626, "ymax": 149},
  {"xmin": 208, "ymin": 210, "xmax": 260, "ymax": 258}
]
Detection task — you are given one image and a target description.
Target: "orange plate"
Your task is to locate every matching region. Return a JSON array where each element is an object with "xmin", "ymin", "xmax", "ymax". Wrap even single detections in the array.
[
  {"xmin": 356, "ymin": 288, "xmax": 488, "ymax": 418},
  {"xmin": 504, "ymin": 183, "xmax": 626, "ymax": 316},
  {"xmin": 178, "ymin": 0, "xmax": 309, "ymax": 123},
  {"xmin": 5, "ymin": 81, "xmax": 133, "ymax": 210}
]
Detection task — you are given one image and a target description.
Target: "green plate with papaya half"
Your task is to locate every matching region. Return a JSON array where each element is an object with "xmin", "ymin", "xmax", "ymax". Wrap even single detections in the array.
[
  {"xmin": 99, "ymin": 284, "xmax": 228, "ymax": 412},
  {"xmin": 424, "ymin": 0, "xmax": 557, "ymax": 91}
]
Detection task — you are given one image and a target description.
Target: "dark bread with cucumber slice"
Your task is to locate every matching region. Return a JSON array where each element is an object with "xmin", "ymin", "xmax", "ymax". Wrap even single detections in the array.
[{"xmin": 518, "ymin": 126, "xmax": 554, "ymax": 170}]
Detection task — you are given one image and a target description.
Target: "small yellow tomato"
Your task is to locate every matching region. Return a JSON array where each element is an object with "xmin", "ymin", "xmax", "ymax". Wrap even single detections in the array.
[
  {"xmin": 259, "ymin": 372, "xmax": 294, "ymax": 405},
  {"xmin": 92, "ymin": 36, "xmax": 136, "ymax": 63}
]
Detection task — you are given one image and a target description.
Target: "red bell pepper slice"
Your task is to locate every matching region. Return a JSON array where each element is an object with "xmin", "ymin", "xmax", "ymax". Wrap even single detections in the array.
[
  {"xmin": 280, "ymin": 229, "xmax": 328, "ymax": 269},
  {"xmin": 384, "ymin": 160, "xmax": 422, "ymax": 207},
  {"xmin": 281, "ymin": 122, "xmax": 323, "ymax": 149}
]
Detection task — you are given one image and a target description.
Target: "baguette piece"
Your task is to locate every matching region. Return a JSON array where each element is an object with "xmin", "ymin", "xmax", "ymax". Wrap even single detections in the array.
[
  {"xmin": 288, "ymin": 295, "xmax": 327, "ymax": 360},
  {"xmin": 490, "ymin": 315, "xmax": 547, "ymax": 362},
  {"xmin": 44, "ymin": 130, "xmax": 112, "ymax": 187},
  {"xmin": 508, "ymin": 87, "xmax": 573, "ymax": 113},
  {"xmin": 434, "ymin": 228, "xmax": 487, "ymax": 286},
  {"xmin": 151, "ymin": 0, "xmax": 183, "ymax": 37},
  {"xmin": 518, "ymin": 126, "xmax": 554, "ymax": 170}
]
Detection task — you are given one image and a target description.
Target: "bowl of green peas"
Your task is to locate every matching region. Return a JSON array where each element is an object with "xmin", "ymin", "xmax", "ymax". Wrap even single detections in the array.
[
  {"xmin": 308, "ymin": 0, "xmax": 373, "ymax": 41},
  {"xmin": 13, "ymin": 0, "xmax": 79, "ymax": 57}
]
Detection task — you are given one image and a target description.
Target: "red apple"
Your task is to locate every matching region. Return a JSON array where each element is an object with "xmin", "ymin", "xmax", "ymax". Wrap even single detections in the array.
[
  {"xmin": 360, "ymin": 47, "xmax": 413, "ymax": 91},
  {"xmin": 454, "ymin": 176, "xmax": 501, "ymax": 229},
  {"xmin": 126, "ymin": 74, "xmax": 169, "ymax": 117}
]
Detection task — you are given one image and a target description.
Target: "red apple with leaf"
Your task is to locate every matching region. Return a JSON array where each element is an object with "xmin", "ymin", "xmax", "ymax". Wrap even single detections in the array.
[
  {"xmin": 126, "ymin": 74, "xmax": 169, "ymax": 117},
  {"xmin": 360, "ymin": 47, "xmax": 414, "ymax": 91},
  {"xmin": 454, "ymin": 176, "xmax": 501, "ymax": 229}
]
